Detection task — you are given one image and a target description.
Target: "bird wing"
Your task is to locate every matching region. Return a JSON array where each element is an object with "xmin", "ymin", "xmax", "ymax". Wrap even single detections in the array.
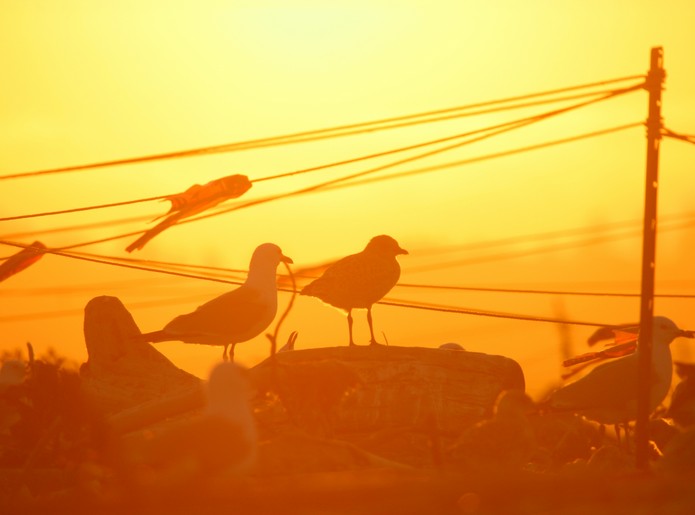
[
  {"xmin": 301, "ymin": 253, "xmax": 399, "ymax": 308},
  {"xmin": 552, "ymin": 354, "xmax": 641, "ymax": 411},
  {"xmin": 165, "ymin": 286, "xmax": 274, "ymax": 343}
]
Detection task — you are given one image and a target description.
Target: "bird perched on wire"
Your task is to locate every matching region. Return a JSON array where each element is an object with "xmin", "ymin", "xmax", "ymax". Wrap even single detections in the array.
[
  {"xmin": 139, "ymin": 243, "xmax": 292, "ymax": 362},
  {"xmin": 300, "ymin": 235, "xmax": 407, "ymax": 346},
  {"xmin": 546, "ymin": 316, "xmax": 693, "ymax": 426}
]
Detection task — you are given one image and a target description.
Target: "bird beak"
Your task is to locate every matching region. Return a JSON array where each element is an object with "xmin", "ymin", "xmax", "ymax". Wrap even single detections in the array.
[
  {"xmin": 397, "ymin": 246, "xmax": 409, "ymax": 255},
  {"xmin": 680, "ymin": 330, "xmax": 695, "ymax": 338},
  {"xmin": 281, "ymin": 253, "xmax": 293, "ymax": 264}
]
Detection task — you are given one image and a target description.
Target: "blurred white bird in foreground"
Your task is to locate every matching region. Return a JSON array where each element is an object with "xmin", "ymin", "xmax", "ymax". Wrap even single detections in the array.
[
  {"xmin": 547, "ymin": 316, "xmax": 693, "ymax": 425},
  {"xmin": 125, "ymin": 361, "xmax": 258, "ymax": 489},
  {"xmin": 301, "ymin": 235, "xmax": 407, "ymax": 346},
  {"xmin": 139, "ymin": 243, "xmax": 292, "ymax": 361}
]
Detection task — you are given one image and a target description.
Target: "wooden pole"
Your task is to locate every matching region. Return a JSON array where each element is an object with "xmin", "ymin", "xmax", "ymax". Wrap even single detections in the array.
[{"xmin": 635, "ymin": 47, "xmax": 665, "ymax": 469}]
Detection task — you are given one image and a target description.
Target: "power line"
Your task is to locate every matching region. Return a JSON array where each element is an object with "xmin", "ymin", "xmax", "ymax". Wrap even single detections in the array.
[
  {"xmin": 0, "ymin": 195, "xmax": 168, "ymax": 222},
  {"xmin": 0, "ymin": 88, "xmax": 636, "ymax": 223},
  {"xmin": 320, "ymin": 122, "xmax": 643, "ymax": 192},
  {"xmin": 2, "ymin": 240, "xmax": 693, "ymax": 329},
  {"xmin": 2, "ymin": 86, "xmax": 644, "ymax": 253},
  {"xmin": 0, "ymin": 122, "xmax": 642, "ymax": 247},
  {"xmin": 1, "ymin": 75, "xmax": 644, "ymax": 181},
  {"xmin": 52, "ymin": 103, "xmax": 592, "ymax": 251},
  {"xmin": 0, "ymin": 240, "xmax": 617, "ymax": 328},
  {"xmin": 663, "ymin": 128, "xmax": 695, "ymax": 145},
  {"xmin": 376, "ymin": 298, "xmax": 614, "ymax": 328},
  {"xmin": 174, "ymin": 87, "xmax": 644, "ymax": 229},
  {"xmin": 0, "ymin": 91, "xmax": 605, "ymax": 224},
  {"xmin": 6, "ymin": 225, "xmax": 695, "ymax": 300},
  {"xmin": 0, "ymin": 240, "xmax": 245, "ymax": 286},
  {"xmin": 0, "ymin": 213, "xmax": 154, "ymax": 240},
  {"xmin": 251, "ymin": 90, "xmax": 636, "ymax": 182},
  {"xmin": 405, "ymin": 216, "xmax": 695, "ymax": 273},
  {"xmin": 394, "ymin": 282, "xmax": 695, "ymax": 298},
  {"xmin": 0, "ymin": 121, "xmax": 643, "ymax": 256}
]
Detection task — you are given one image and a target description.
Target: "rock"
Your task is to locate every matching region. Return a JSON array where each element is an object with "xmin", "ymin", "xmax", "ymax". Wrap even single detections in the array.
[
  {"xmin": 80, "ymin": 296, "xmax": 200, "ymax": 416},
  {"xmin": 250, "ymin": 345, "xmax": 525, "ymax": 437}
]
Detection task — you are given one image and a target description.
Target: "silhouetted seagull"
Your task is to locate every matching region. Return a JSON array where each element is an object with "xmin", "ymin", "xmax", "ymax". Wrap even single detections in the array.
[
  {"xmin": 547, "ymin": 316, "xmax": 693, "ymax": 425},
  {"xmin": 140, "ymin": 243, "xmax": 292, "ymax": 361},
  {"xmin": 300, "ymin": 235, "xmax": 407, "ymax": 346}
]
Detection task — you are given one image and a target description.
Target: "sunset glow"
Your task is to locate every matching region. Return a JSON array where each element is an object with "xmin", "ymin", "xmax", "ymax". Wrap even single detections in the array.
[{"xmin": 2, "ymin": 0, "xmax": 695, "ymax": 401}]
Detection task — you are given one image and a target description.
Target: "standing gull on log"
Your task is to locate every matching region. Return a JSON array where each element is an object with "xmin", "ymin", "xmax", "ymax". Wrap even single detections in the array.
[
  {"xmin": 546, "ymin": 316, "xmax": 693, "ymax": 425},
  {"xmin": 139, "ymin": 243, "xmax": 292, "ymax": 361},
  {"xmin": 301, "ymin": 235, "xmax": 407, "ymax": 346}
]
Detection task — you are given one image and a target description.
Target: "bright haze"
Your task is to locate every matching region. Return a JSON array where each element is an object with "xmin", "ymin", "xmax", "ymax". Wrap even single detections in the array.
[{"xmin": 2, "ymin": 1, "xmax": 694, "ymax": 396}]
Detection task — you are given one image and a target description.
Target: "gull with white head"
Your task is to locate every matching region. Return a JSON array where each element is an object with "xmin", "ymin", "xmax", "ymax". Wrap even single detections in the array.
[
  {"xmin": 140, "ymin": 243, "xmax": 292, "ymax": 361},
  {"xmin": 547, "ymin": 316, "xmax": 693, "ymax": 425}
]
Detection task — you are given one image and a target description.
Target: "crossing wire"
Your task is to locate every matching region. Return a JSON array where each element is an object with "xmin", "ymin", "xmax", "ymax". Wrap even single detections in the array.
[
  {"xmin": 0, "ymin": 239, "xmax": 620, "ymax": 329},
  {"xmin": 0, "ymin": 86, "xmax": 639, "ymax": 222},
  {"xmin": 1, "ymin": 75, "xmax": 644, "ymax": 181},
  {"xmin": 0, "ymin": 88, "xmax": 610, "ymax": 223},
  {"xmin": 50, "ymin": 85, "xmax": 640, "ymax": 252},
  {"xmin": 0, "ymin": 122, "xmax": 643, "ymax": 245}
]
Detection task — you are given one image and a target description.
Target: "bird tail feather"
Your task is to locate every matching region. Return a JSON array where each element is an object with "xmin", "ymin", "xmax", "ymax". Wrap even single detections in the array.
[{"xmin": 138, "ymin": 330, "xmax": 171, "ymax": 343}]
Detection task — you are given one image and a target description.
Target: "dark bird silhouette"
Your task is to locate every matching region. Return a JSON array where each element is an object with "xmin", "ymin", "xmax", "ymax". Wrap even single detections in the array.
[
  {"xmin": 139, "ymin": 243, "xmax": 292, "ymax": 361},
  {"xmin": 300, "ymin": 235, "xmax": 407, "ymax": 346}
]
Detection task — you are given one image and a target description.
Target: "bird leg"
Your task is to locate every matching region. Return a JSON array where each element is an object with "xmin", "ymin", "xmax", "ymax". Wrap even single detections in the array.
[
  {"xmin": 222, "ymin": 344, "xmax": 229, "ymax": 362},
  {"xmin": 347, "ymin": 310, "xmax": 357, "ymax": 346},
  {"xmin": 367, "ymin": 306, "xmax": 381, "ymax": 346},
  {"xmin": 230, "ymin": 343, "xmax": 237, "ymax": 363}
]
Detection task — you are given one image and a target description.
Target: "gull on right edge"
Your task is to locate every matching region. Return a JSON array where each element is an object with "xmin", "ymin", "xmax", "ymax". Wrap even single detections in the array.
[{"xmin": 546, "ymin": 316, "xmax": 693, "ymax": 425}]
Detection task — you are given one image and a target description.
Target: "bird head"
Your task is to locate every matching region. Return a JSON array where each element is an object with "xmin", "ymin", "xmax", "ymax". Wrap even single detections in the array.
[
  {"xmin": 364, "ymin": 235, "xmax": 408, "ymax": 256},
  {"xmin": 251, "ymin": 243, "xmax": 293, "ymax": 267},
  {"xmin": 653, "ymin": 316, "xmax": 694, "ymax": 346}
]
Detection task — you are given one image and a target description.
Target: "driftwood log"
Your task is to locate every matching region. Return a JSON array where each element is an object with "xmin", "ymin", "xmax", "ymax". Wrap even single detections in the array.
[
  {"xmin": 249, "ymin": 345, "xmax": 524, "ymax": 469},
  {"xmin": 250, "ymin": 346, "xmax": 525, "ymax": 438}
]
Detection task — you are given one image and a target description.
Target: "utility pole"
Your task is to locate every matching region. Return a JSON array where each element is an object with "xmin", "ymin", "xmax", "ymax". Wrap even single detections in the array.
[{"xmin": 635, "ymin": 47, "xmax": 665, "ymax": 469}]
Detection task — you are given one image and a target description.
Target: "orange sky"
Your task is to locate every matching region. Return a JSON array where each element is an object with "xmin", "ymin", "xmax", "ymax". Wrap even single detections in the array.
[{"xmin": 1, "ymin": 1, "xmax": 695, "ymax": 397}]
